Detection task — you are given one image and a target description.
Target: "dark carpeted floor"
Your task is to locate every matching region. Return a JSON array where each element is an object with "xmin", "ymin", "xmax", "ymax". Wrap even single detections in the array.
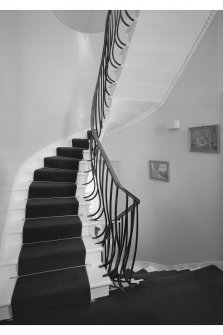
[{"xmin": 2, "ymin": 265, "xmax": 223, "ymax": 325}]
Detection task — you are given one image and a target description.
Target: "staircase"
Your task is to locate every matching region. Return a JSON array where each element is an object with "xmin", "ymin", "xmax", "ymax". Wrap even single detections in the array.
[
  {"xmin": 0, "ymin": 10, "xmax": 140, "ymax": 322},
  {"xmin": 0, "ymin": 137, "xmax": 112, "ymax": 320}
]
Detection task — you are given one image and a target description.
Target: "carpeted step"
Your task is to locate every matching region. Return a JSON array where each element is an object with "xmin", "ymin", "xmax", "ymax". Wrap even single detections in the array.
[
  {"xmin": 28, "ymin": 181, "xmax": 77, "ymax": 199},
  {"xmin": 72, "ymin": 139, "xmax": 89, "ymax": 149},
  {"xmin": 34, "ymin": 167, "xmax": 78, "ymax": 183},
  {"xmin": 26, "ymin": 197, "xmax": 79, "ymax": 218},
  {"xmin": 44, "ymin": 156, "xmax": 80, "ymax": 170},
  {"xmin": 18, "ymin": 238, "xmax": 86, "ymax": 275},
  {"xmin": 132, "ymin": 269, "xmax": 190, "ymax": 280},
  {"xmin": 57, "ymin": 147, "xmax": 84, "ymax": 159},
  {"xmin": 23, "ymin": 216, "xmax": 82, "ymax": 243},
  {"xmin": 9, "ymin": 265, "xmax": 223, "ymax": 325},
  {"xmin": 12, "ymin": 266, "xmax": 90, "ymax": 310}
]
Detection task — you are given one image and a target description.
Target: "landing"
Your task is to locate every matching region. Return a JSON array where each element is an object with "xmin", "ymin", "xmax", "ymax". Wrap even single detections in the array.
[{"xmin": 2, "ymin": 265, "xmax": 223, "ymax": 325}]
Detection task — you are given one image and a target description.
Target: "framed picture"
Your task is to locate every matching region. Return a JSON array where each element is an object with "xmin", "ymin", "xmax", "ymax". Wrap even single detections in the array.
[
  {"xmin": 188, "ymin": 125, "xmax": 220, "ymax": 153},
  {"xmin": 149, "ymin": 160, "xmax": 169, "ymax": 182}
]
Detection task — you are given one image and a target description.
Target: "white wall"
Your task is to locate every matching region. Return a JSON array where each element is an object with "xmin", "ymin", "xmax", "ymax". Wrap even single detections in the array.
[
  {"xmin": 0, "ymin": 11, "xmax": 103, "ymax": 245},
  {"xmin": 102, "ymin": 12, "xmax": 223, "ymax": 265}
]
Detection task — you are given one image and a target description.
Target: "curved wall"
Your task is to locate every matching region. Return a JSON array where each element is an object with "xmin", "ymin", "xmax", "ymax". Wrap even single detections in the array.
[{"xmin": 0, "ymin": 10, "xmax": 103, "ymax": 246}]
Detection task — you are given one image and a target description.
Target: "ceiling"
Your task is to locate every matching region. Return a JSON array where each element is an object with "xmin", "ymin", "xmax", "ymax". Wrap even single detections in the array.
[{"xmin": 52, "ymin": 10, "xmax": 107, "ymax": 33}]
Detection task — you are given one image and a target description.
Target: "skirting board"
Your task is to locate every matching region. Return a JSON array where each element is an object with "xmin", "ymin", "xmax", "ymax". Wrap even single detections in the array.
[{"xmin": 128, "ymin": 260, "xmax": 223, "ymax": 272}]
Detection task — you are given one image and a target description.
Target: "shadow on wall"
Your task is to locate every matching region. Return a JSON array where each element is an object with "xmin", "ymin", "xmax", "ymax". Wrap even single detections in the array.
[
  {"xmin": 63, "ymin": 32, "xmax": 102, "ymax": 137},
  {"xmin": 0, "ymin": 159, "xmax": 13, "ymax": 246}
]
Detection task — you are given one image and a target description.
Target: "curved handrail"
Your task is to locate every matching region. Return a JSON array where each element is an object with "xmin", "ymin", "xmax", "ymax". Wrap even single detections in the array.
[
  {"xmin": 91, "ymin": 130, "xmax": 140, "ymax": 203},
  {"xmin": 88, "ymin": 10, "xmax": 140, "ymax": 288}
]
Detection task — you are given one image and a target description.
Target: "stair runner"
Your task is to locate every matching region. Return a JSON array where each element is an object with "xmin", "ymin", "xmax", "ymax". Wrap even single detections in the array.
[{"xmin": 11, "ymin": 138, "xmax": 91, "ymax": 314}]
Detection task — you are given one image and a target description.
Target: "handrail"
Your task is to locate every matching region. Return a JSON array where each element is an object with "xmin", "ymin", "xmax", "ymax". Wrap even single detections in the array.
[
  {"xmin": 90, "ymin": 130, "xmax": 140, "ymax": 204},
  {"xmin": 87, "ymin": 10, "xmax": 140, "ymax": 289}
]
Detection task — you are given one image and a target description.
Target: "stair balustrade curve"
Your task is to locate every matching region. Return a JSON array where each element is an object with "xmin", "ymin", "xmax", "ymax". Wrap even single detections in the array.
[{"xmin": 86, "ymin": 10, "xmax": 140, "ymax": 289}]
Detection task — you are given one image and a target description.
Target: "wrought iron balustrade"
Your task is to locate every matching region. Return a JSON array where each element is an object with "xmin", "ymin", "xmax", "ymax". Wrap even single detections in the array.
[{"xmin": 85, "ymin": 10, "xmax": 140, "ymax": 289}]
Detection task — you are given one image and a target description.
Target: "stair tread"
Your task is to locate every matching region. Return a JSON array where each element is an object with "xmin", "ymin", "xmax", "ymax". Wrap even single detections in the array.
[
  {"xmin": 0, "ymin": 237, "xmax": 101, "ymax": 266},
  {"xmin": 12, "ymin": 266, "xmax": 91, "ymax": 308},
  {"xmin": 26, "ymin": 197, "xmax": 79, "ymax": 218},
  {"xmin": 44, "ymin": 156, "xmax": 80, "ymax": 170},
  {"xmin": 18, "ymin": 238, "xmax": 87, "ymax": 275},
  {"xmin": 28, "ymin": 181, "xmax": 77, "ymax": 199},
  {"xmin": 35, "ymin": 167, "xmax": 78, "ymax": 173},
  {"xmin": 0, "ymin": 265, "xmax": 110, "ymax": 307},
  {"xmin": 23, "ymin": 215, "xmax": 83, "ymax": 243},
  {"xmin": 34, "ymin": 167, "xmax": 78, "ymax": 183},
  {"xmin": 26, "ymin": 196, "xmax": 79, "ymax": 206}
]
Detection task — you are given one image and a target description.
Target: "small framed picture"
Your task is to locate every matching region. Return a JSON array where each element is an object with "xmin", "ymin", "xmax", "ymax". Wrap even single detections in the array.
[
  {"xmin": 149, "ymin": 160, "xmax": 169, "ymax": 182},
  {"xmin": 188, "ymin": 124, "xmax": 220, "ymax": 153}
]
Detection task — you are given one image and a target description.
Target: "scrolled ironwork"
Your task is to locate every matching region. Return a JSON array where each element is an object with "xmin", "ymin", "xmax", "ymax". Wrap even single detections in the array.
[{"xmin": 88, "ymin": 10, "xmax": 140, "ymax": 289}]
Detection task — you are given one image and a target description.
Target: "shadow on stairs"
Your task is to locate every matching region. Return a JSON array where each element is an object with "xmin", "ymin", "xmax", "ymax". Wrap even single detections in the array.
[{"xmin": 2, "ymin": 265, "xmax": 223, "ymax": 325}]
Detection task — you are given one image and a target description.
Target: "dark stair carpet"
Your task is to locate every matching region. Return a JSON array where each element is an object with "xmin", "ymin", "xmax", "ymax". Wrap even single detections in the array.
[
  {"xmin": 26, "ymin": 197, "xmax": 79, "ymax": 218},
  {"xmin": 12, "ymin": 267, "xmax": 91, "ymax": 310},
  {"xmin": 57, "ymin": 147, "xmax": 83, "ymax": 159},
  {"xmin": 23, "ymin": 216, "xmax": 82, "ymax": 243},
  {"xmin": 28, "ymin": 181, "xmax": 77, "ymax": 198},
  {"xmin": 44, "ymin": 156, "xmax": 80, "ymax": 170},
  {"xmin": 11, "ymin": 137, "xmax": 91, "ymax": 319},
  {"xmin": 132, "ymin": 268, "xmax": 190, "ymax": 280},
  {"xmin": 7, "ymin": 265, "xmax": 223, "ymax": 325},
  {"xmin": 72, "ymin": 138, "xmax": 89, "ymax": 149},
  {"xmin": 18, "ymin": 238, "xmax": 86, "ymax": 275},
  {"xmin": 34, "ymin": 167, "xmax": 78, "ymax": 183}
]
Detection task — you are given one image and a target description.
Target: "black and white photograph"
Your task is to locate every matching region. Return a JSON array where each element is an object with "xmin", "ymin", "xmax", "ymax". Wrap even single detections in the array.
[{"xmin": 0, "ymin": 0, "xmax": 222, "ymax": 331}]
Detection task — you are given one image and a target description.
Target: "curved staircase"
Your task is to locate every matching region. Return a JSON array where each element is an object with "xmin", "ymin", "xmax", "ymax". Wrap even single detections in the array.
[
  {"xmin": 0, "ymin": 10, "xmax": 140, "ymax": 322},
  {"xmin": 0, "ymin": 137, "xmax": 111, "ymax": 320}
]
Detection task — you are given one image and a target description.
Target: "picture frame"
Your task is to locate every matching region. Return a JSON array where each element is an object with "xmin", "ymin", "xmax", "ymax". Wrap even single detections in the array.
[
  {"xmin": 188, "ymin": 124, "xmax": 220, "ymax": 153},
  {"xmin": 149, "ymin": 160, "xmax": 169, "ymax": 182}
]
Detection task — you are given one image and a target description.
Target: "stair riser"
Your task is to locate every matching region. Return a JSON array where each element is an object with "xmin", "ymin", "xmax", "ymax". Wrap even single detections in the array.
[
  {"xmin": 8, "ymin": 202, "xmax": 90, "ymax": 223},
  {"xmin": 17, "ymin": 171, "xmax": 87, "ymax": 187},
  {"xmin": 1, "ymin": 249, "xmax": 101, "ymax": 279},
  {"xmin": 12, "ymin": 197, "xmax": 80, "ymax": 209},
  {"xmin": 91, "ymin": 285, "xmax": 110, "ymax": 301},
  {"xmin": 76, "ymin": 173, "xmax": 88, "ymax": 184},
  {"xmin": 5, "ymin": 225, "xmax": 95, "ymax": 250},
  {"xmin": 86, "ymin": 251, "xmax": 102, "ymax": 266},
  {"xmin": 0, "ymin": 305, "xmax": 12, "ymax": 322},
  {"xmin": 83, "ymin": 151, "xmax": 90, "ymax": 161},
  {"xmin": 12, "ymin": 185, "xmax": 87, "ymax": 204},
  {"xmin": 79, "ymin": 160, "xmax": 90, "ymax": 172},
  {"xmin": 16, "ymin": 167, "xmax": 89, "ymax": 190}
]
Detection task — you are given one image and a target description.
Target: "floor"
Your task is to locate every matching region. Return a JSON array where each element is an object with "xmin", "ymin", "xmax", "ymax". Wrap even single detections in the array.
[{"xmin": 1, "ymin": 265, "xmax": 223, "ymax": 325}]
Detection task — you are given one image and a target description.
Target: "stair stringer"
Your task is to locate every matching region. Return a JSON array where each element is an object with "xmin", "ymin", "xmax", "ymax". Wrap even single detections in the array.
[{"xmin": 0, "ymin": 129, "xmax": 111, "ymax": 322}]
